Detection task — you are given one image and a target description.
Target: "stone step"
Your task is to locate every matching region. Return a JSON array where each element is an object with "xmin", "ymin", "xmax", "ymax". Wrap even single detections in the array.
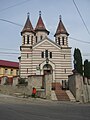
[
  {"xmin": 55, "ymin": 92, "xmax": 70, "ymax": 101},
  {"xmin": 66, "ymin": 90, "xmax": 76, "ymax": 102},
  {"xmin": 51, "ymin": 90, "xmax": 57, "ymax": 100},
  {"xmin": 52, "ymin": 82, "xmax": 62, "ymax": 89},
  {"xmin": 52, "ymin": 82, "xmax": 70, "ymax": 101}
]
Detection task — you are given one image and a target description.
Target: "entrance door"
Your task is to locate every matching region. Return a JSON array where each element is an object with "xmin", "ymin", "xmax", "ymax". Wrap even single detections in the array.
[
  {"xmin": 44, "ymin": 70, "xmax": 51, "ymax": 75},
  {"xmin": 43, "ymin": 64, "xmax": 52, "ymax": 75}
]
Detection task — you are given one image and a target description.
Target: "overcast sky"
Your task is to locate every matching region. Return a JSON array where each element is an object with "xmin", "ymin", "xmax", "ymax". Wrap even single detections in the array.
[{"xmin": 0, "ymin": 0, "xmax": 90, "ymax": 63}]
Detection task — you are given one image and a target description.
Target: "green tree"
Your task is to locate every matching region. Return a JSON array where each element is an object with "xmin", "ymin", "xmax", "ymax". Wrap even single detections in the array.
[
  {"xmin": 84, "ymin": 59, "xmax": 88, "ymax": 78},
  {"xmin": 88, "ymin": 62, "xmax": 90, "ymax": 78},
  {"xmin": 84, "ymin": 59, "xmax": 90, "ymax": 78},
  {"xmin": 73, "ymin": 48, "xmax": 83, "ymax": 75}
]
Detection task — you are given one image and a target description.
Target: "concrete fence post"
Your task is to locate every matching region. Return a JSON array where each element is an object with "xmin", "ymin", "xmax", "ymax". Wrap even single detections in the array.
[{"xmin": 45, "ymin": 74, "xmax": 52, "ymax": 99}]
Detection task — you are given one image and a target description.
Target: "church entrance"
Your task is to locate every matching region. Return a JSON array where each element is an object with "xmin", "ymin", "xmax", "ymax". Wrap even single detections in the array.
[
  {"xmin": 42, "ymin": 64, "xmax": 53, "ymax": 88},
  {"xmin": 43, "ymin": 64, "xmax": 52, "ymax": 75},
  {"xmin": 44, "ymin": 70, "xmax": 51, "ymax": 75},
  {"xmin": 39, "ymin": 58, "xmax": 55, "ymax": 85}
]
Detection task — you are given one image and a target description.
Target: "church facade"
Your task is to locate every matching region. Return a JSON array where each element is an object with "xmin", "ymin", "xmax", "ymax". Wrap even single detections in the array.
[{"xmin": 19, "ymin": 12, "xmax": 72, "ymax": 83}]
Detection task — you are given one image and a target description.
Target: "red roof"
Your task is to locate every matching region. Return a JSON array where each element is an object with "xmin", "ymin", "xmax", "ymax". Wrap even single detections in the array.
[
  {"xmin": 0, "ymin": 60, "xmax": 19, "ymax": 68},
  {"xmin": 35, "ymin": 15, "xmax": 46, "ymax": 30},
  {"xmin": 21, "ymin": 14, "xmax": 35, "ymax": 35},
  {"xmin": 35, "ymin": 12, "xmax": 49, "ymax": 34},
  {"xmin": 54, "ymin": 18, "xmax": 69, "ymax": 36}
]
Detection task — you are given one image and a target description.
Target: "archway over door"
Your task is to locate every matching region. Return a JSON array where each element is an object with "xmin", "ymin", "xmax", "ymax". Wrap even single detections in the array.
[
  {"xmin": 40, "ymin": 60, "xmax": 55, "ymax": 82},
  {"xmin": 43, "ymin": 64, "xmax": 52, "ymax": 75}
]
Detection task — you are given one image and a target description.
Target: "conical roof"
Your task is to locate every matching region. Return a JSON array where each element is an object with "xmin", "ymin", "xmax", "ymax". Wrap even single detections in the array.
[
  {"xmin": 54, "ymin": 16, "xmax": 69, "ymax": 36},
  {"xmin": 35, "ymin": 11, "xmax": 49, "ymax": 35},
  {"xmin": 21, "ymin": 13, "xmax": 35, "ymax": 35}
]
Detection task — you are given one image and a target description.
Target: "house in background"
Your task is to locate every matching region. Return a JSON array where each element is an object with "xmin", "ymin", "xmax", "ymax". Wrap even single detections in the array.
[{"xmin": 0, "ymin": 60, "xmax": 19, "ymax": 84}]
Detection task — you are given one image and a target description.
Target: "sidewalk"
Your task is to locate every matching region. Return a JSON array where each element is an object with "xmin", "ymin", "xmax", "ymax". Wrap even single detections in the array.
[
  {"xmin": 0, "ymin": 93, "xmax": 81, "ymax": 106},
  {"xmin": 0, "ymin": 93, "xmax": 54, "ymax": 105}
]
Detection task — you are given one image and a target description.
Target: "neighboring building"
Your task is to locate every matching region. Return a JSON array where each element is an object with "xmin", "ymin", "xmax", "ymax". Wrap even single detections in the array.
[
  {"xmin": 19, "ymin": 12, "xmax": 72, "ymax": 83},
  {"xmin": 0, "ymin": 60, "xmax": 19, "ymax": 84}
]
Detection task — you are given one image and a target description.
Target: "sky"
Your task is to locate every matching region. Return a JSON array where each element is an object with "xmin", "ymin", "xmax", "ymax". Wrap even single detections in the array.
[{"xmin": 0, "ymin": 0, "xmax": 90, "ymax": 64}]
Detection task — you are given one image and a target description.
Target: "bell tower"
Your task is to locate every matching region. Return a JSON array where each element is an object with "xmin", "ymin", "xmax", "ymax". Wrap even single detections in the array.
[
  {"xmin": 21, "ymin": 13, "xmax": 35, "ymax": 46},
  {"xmin": 35, "ymin": 11, "xmax": 49, "ymax": 42},
  {"xmin": 54, "ymin": 15, "xmax": 69, "ymax": 47}
]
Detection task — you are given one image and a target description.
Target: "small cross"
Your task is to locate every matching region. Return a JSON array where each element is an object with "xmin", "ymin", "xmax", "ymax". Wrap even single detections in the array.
[
  {"xmin": 27, "ymin": 12, "xmax": 30, "ymax": 17},
  {"xmin": 59, "ymin": 15, "xmax": 62, "ymax": 21},
  {"xmin": 39, "ymin": 11, "xmax": 41, "ymax": 17}
]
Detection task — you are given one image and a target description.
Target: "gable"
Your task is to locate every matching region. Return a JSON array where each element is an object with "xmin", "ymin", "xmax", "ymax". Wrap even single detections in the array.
[{"xmin": 33, "ymin": 37, "xmax": 61, "ymax": 50}]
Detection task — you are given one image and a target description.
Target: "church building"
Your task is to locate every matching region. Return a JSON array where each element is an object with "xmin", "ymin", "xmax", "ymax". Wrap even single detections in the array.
[{"xmin": 19, "ymin": 11, "xmax": 72, "ymax": 83}]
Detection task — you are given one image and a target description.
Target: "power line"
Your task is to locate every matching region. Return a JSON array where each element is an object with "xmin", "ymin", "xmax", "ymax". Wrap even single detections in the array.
[
  {"xmin": 0, "ymin": 0, "xmax": 90, "ymax": 45},
  {"xmin": 0, "ymin": 52, "xmax": 19, "ymax": 58},
  {"xmin": 50, "ymin": 32, "xmax": 90, "ymax": 44},
  {"xmin": 0, "ymin": 54, "xmax": 19, "ymax": 59},
  {"xmin": 69, "ymin": 37, "xmax": 90, "ymax": 44},
  {"xmin": 0, "ymin": 19, "xmax": 23, "ymax": 27},
  {"xmin": 83, "ymin": 55, "xmax": 90, "ymax": 56},
  {"xmin": 0, "ymin": 52, "xmax": 19, "ymax": 55},
  {"xmin": 1, "ymin": 18, "xmax": 90, "ymax": 45},
  {"xmin": 83, "ymin": 53, "xmax": 90, "ymax": 56},
  {"xmin": 0, "ymin": 47, "xmax": 19, "ymax": 51},
  {"xmin": 73, "ymin": 0, "xmax": 90, "ymax": 36},
  {"xmin": 0, "ymin": 0, "xmax": 32, "ymax": 12}
]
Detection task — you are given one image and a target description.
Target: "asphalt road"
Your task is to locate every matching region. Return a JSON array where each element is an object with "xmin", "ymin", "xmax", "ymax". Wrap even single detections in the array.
[{"xmin": 0, "ymin": 94, "xmax": 90, "ymax": 120}]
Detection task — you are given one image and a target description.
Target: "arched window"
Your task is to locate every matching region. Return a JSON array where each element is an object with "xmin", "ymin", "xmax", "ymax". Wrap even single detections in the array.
[
  {"xmin": 5, "ymin": 69, "xmax": 8, "ymax": 74},
  {"xmin": 62, "ymin": 37, "xmax": 64, "ymax": 45},
  {"xmin": 27, "ymin": 53, "xmax": 29, "ymax": 58},
  {"xmin": 11, "ymin": 69, "xmax": 13, "ymax": 75},
  {"xmin": 50, "ymin": 52, "xmax": 52, "ymax": 58},
  {"xmin": 27, "ymin": 68, "xmax": 28, "ymax": 73},
  {"xmin": 45, "ymin": 50, "xmax": 48, "ymax": 58},
  {"xmin": 31, "ymin": 36, "xmax": 33, "ymax": 45},
  {"xmin": 27, "ymin": 35, "xmax": 29, "ymax": 44},
  {"xmin": 64, "ymin": 69, "xmax": 66, "ymax": 73},
  {"xmin": 64, "ymin": 54, "xmax": 65, "ymax": 59},
  {"xmin": 66, "ymin": 37, "xmax": 68, "ymax": 45},
  {"xmin": 23, "ymin": 36, "xmax": 25, "ymax": 44},
  {"xmin": 41, "ymin": 51, "xmax": 44, "ymax": 58},
  {"xmin": 58, "ymin": 37, "xmax": 60, "ymax": 45},
  {"xmin": 40, "ymin": 35, "xmax": 43, "ymax": 40},
  {"xmin": 36, "ymin": 36, "xmax": 37, "ymax": 43},
  {"xmin": 55, "ymin": 38, "xmax": 57, "ymax": 43},
  {"xmin": 16, "ymin": 70, "xmax": 18, "ymax": 75}
]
